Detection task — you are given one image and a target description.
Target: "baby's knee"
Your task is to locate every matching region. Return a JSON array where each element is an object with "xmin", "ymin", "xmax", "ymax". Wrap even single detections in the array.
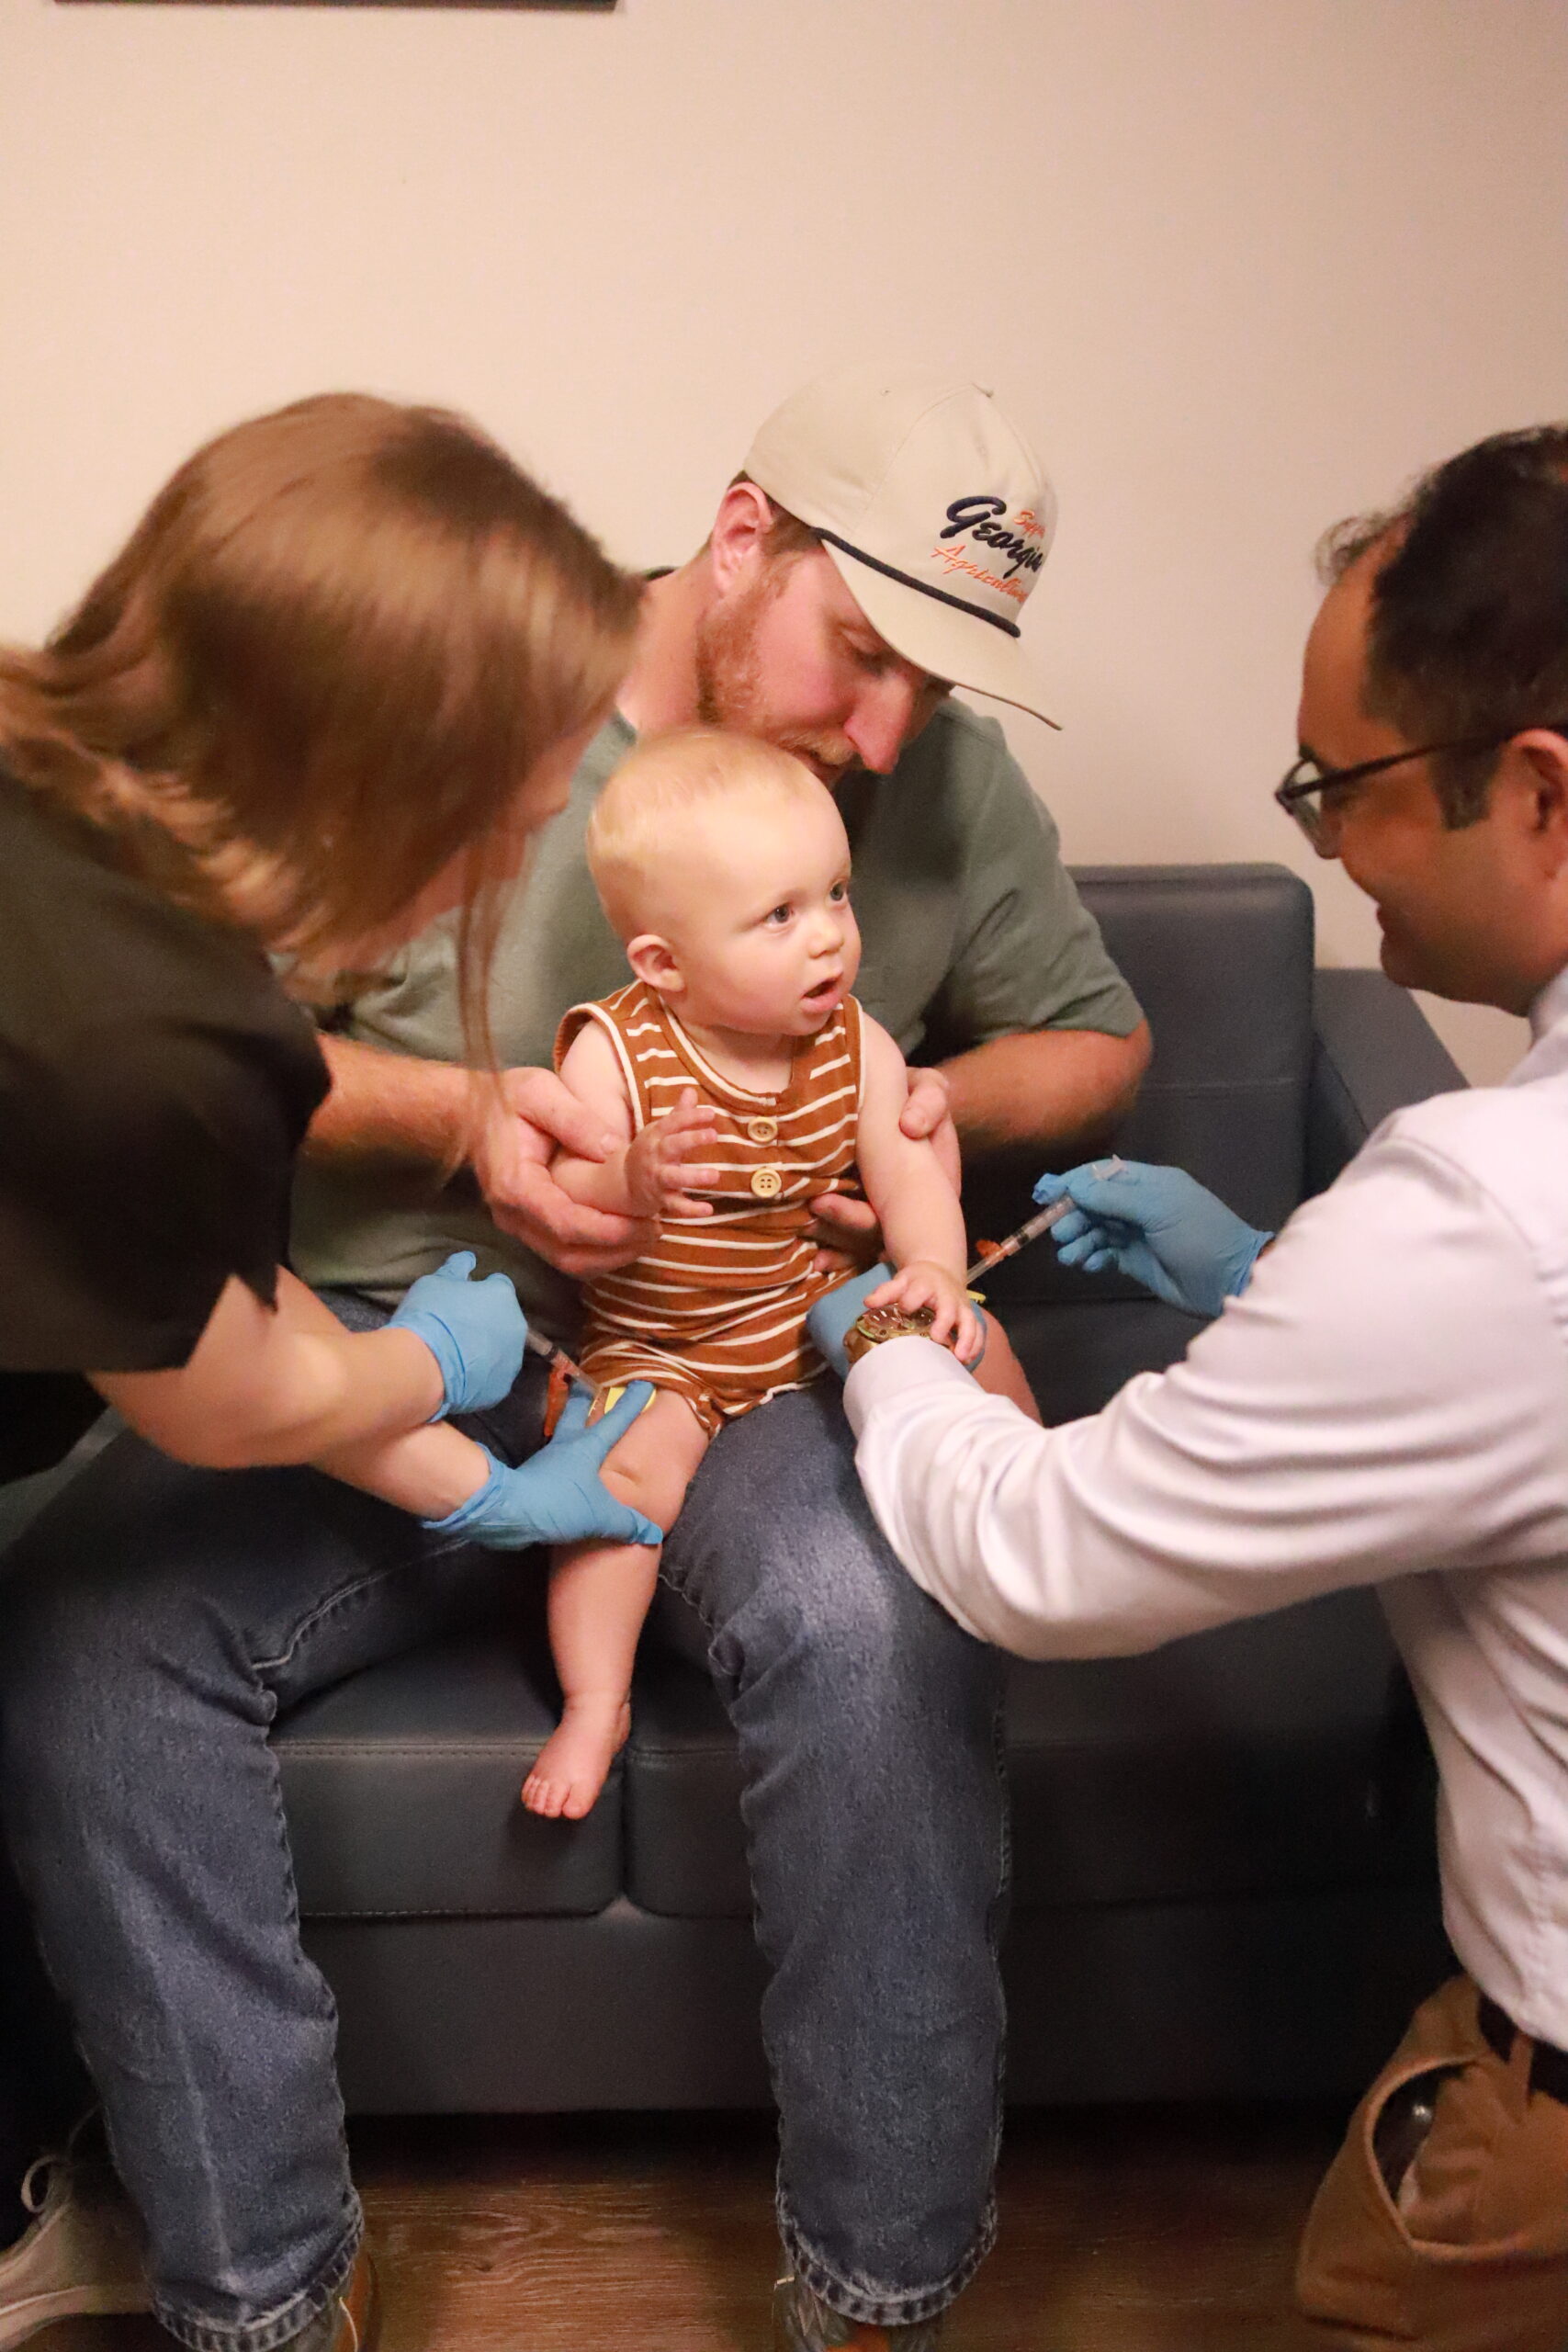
[
  {"xmin": 971, "ymin": 1314, "xmax": 1040, "ymax": 1418},
  {"xmin": 596, "ymin": 1391, "xmax": 709, "ymax": 1533},
  {"xmin": 600, "ymin": 1447, "xmax": 686, "ymax": 1536}
]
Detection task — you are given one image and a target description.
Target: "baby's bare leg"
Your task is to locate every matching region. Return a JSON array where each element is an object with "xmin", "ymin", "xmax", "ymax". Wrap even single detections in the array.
[
  {"xmin": 523, "ymin": 1549, "xmax": 656, "ymax": 1822},
  {"xmin": 971, "ymin": 1314, "xmax": 1043, "ymax": 1424},
  {"xmin": 523, "ymin": 1389, "xmax": 711, "ymax": 1821}
]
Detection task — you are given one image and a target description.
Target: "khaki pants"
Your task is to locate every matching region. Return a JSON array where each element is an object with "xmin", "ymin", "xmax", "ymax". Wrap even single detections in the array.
[{"xmin": 1297, "ymin": 1973, "xmax": 1568, "ymax": 2350}]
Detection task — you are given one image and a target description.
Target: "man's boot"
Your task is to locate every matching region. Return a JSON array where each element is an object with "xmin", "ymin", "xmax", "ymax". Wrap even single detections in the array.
[
  {"xmin": 0, "ymin": 2140, "xmax": 149, "ymax": 2348},
  {"xmin": 773, "ymin": 2270, "xmax": 945, "ymax": 2350},
  {"xmin": 283, "ymin": 2248, "xmax": 379, "ymax": 2352}
]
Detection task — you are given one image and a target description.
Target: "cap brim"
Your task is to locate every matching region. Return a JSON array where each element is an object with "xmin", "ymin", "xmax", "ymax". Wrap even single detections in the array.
[{"xmin": 821, "ymin": 541, "xmax": 1061, "ymax": 729}]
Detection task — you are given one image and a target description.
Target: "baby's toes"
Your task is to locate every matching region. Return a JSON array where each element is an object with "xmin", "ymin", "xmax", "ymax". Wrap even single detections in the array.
[{"xmin": 522, "ymin": 1772, "xmax": 565, "ymax": 1819}]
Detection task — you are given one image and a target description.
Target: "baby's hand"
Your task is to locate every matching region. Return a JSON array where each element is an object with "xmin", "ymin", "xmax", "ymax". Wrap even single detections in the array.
[
  {"xmin": 624, "ymin": 1088, "xmax": 722, "ymax": 1217},
  {"xmin": 865, "ymin": 1260, "xmax": 986, "ymax": 1364}
]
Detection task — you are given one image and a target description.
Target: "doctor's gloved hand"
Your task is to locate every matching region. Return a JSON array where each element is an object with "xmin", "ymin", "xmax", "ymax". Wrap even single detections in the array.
[
  {"xmin": 423, "ymin": 1383, "xmax": 663, "ymax": 1550},
  {"xmin": 387, "ymin": 1250, "xmax": 528, "ymax": 1419},
  {"xmin": 1032, "ymin": 1163, "xmax": 1271, "ymax": 1321},
  {"xmin": 807, "ymin": 1264, "xmax": 895, "ymax": 1379}
]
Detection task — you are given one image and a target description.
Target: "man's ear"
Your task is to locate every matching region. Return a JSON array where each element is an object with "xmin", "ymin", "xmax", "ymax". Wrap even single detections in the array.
[
  {"xmin": 707, "ymin": 481, "xmax": 774, "ymax": 598},
  {"xmin": 1514, "ymin": 731, "xmax": 1568, "ymax": 875},
  {"xmin": 626, "ymin": 933, "xmax": 685, "ymax": 999}
]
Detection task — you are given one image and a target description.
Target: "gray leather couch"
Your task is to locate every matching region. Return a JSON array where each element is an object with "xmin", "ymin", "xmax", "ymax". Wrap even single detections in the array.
[{"xmin": 271, "ymin": 863, "xmax": 1460, "ymax": 2118}]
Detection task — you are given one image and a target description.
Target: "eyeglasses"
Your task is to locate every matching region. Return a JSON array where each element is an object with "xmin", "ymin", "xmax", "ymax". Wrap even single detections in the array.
[{"xmin": 1272, "ymin": 731, "xmax": 1538, "ymax": 853}]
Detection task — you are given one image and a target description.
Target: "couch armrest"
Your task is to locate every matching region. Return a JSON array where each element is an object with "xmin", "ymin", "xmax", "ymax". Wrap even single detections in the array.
[{"xmin": 1305, "ymin": 970, "xmax": 1465, "ymax": 1196}]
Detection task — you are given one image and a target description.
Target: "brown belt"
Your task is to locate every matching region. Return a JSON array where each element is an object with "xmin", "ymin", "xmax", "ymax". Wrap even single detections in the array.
[{"xmin": 1478, "ymin": 1993, "xmax": 1568, "ymax": 2105}]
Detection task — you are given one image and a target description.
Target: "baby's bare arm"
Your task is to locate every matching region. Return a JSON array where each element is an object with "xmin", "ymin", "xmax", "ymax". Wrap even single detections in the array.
[
  {"xmin": 549, "ymin": 1023, "xmax": 642, "ymax": 1216},
  {"xmin": 854, "ymin": 1018, "xmax": 984, "ymax": 1358},
  {"xmin": 854, "ymin": 1018, "xmax": 968, "ymax": 1272}
]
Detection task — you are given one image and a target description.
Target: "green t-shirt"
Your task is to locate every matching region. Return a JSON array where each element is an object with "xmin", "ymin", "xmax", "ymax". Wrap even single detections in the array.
[{"xmin": 290, "ymin": 702, "xmax": 1143, "ymax": 1329}]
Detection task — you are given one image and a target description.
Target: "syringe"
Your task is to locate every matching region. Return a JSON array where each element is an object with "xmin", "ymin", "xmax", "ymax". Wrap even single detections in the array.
[
  {"xmin": 964, "ymin": 1157, "xmax": 1126, "ymax": 1287},
  {"xmin": 964, "ymin": 1197, "xmax": 1073, "ymax": 1288},
  {"xmin": 524, "ymin": 1326, "xmax": 587, "ymax": 1387}
]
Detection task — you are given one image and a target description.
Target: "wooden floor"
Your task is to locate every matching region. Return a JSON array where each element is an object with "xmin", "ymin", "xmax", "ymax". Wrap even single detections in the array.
[{"xmin": 46, "ymin": 2104, "xmax": 1344, "ymax": 2351}]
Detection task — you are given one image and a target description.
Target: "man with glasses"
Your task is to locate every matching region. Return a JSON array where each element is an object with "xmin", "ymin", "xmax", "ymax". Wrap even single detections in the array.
[{"xmin": 814, "ymin": 422, "xmax": 1568, "ymax": 2351}]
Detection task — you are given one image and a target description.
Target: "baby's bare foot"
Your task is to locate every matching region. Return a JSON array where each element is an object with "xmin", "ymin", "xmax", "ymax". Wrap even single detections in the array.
[{"xmin": 522, "ymin": 1696, "xmax": 632, "ymax": 1820}]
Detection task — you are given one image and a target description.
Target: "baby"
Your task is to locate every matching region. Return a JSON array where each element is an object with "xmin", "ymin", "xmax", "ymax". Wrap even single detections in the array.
[{"xmin": 525, "ymin": 727, "xmax": 1040, "ymax": 1818}]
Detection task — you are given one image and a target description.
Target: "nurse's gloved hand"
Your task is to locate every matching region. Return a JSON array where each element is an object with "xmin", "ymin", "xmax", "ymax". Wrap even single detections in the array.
[
  {"xmin": 807, "ymin": 1264, "xmax": 895, "ymax": 1380},
  {"xmin": 423, "ymin": 1383, "xmax": 663, "ymax": 1549},
  {"xmin": 388, "ymin": 1250, "xmax": 528, "ymax": 1418},
  {"xmin": 1032, "ymin": 1163, "xmax": 1271, "ymax": 1321}
]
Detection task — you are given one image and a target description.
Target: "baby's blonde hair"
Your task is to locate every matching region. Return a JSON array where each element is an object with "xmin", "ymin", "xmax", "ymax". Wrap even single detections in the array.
[{"xmin": 587, "ymin": 726, "xmax": 829, "ymax": 939}]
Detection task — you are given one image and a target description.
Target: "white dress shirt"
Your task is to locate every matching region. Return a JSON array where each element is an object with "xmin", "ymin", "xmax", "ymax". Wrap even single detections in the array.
[{"xmin": 846, "ymin": 967, "xmax": 1568, "ymax": 2048}]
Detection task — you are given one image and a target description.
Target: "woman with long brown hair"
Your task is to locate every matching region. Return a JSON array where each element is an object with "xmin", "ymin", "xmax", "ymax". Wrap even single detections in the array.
[{"xmin": 0, "ymin": 392, "xmax": 657, "ymax": 1544}]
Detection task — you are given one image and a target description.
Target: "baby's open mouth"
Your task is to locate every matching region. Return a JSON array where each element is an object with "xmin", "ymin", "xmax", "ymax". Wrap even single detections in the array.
[{"xmin": 804, "ymin": 974, "xmax": 841, "ymax": 1006}]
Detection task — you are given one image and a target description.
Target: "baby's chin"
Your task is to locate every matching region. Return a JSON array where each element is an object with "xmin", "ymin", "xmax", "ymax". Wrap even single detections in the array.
[{"xmin": 738, "ymin": 1002, "xmax": 834, "ymax": 1036}]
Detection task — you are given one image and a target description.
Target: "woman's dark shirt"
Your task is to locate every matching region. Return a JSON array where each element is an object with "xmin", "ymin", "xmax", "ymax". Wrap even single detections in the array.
[{"xmin": 0, "ymin": 769, "xmax": 329, "ymax": 1483}]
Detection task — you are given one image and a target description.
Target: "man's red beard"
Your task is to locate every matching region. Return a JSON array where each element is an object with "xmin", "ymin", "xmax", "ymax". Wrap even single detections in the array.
[{"xmin": 694, "ymin": 574, "xmax": 859, "ymax": 784}]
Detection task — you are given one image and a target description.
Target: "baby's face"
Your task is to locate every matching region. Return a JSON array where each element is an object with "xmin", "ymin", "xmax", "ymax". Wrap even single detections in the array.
[{"xmin": 651, "ymin": 787, "xmax": 861, "ymax": 1036}]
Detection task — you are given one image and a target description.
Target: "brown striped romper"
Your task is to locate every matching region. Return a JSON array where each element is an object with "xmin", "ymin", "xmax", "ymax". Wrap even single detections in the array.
[{"xmin": 554, "ymin": 978, "xmax": 865, "ymax": 1438}]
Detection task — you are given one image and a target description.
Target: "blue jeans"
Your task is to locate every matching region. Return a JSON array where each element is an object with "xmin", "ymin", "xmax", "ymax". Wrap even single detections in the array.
[{"xmin": 0, "ymin": 1318, "xmax": 1007, "ymax": 2342}]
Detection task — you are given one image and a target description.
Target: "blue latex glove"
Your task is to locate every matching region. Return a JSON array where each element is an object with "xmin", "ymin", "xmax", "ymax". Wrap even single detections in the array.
[
  {"xmin": 423, "ymin": 1382, "xmax": 663, "ymax": 1549},
  {"xmin": 387, "ymin": 1250, "xmax": 528, "ymax": 1419},
  {"xmin": 1031, "ymin": 1162, "xmax": 1271, "ymax": 1321},
  {"xmin": 807, "ymin": 1264, "xmax": 896, "ymax": 1380}
]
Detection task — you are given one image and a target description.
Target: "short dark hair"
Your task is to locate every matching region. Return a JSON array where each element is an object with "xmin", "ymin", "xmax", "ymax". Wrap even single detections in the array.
[{"xmin": 1319, "ymin": 424, "xmax": 1568, "ymax": 825}]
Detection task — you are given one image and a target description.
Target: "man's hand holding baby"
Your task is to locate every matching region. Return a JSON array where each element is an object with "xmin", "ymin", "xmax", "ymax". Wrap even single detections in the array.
[{"xmin": 472, "ymin": 1065, "xmax": 654, "ymax": 1278}]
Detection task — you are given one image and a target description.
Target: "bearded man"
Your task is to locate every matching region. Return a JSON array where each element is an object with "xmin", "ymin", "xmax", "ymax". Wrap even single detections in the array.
[{"xmin": 0, "ymin": 369, "xmax": 1146, "ymax": 2352}]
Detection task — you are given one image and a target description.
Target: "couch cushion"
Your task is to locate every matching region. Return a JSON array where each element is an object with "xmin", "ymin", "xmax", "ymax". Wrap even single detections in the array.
[
  {"xmin": 1077, "ymin": 863, "xmax": 1314, "ymax": 1234},
  {"xmin": 1005, "ymin": 1590, "xmax": 1433, "ymax": 1909},
  {"xmin": 276, "ymin": 1628, "xmax": 622, "ymax": 1918},
  {"xmin": 625, "ymin": 1654, "xmax": 750, "ymax": 1918},
  {"xmin": 273, "ymin": 1532, "xmax": 1427, "ymax": 1928}
]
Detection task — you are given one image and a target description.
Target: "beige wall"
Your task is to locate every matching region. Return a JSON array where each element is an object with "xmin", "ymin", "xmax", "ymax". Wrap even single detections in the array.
[{"xmin": 4, "ymin": 0, "xmax": 1564, "ymax": 1079}]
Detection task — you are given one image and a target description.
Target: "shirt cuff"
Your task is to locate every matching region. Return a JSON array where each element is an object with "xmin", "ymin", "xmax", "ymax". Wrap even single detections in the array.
[{"xmin": 843, "ymin": 1333, "xmax": 976, "ymax": 1437}]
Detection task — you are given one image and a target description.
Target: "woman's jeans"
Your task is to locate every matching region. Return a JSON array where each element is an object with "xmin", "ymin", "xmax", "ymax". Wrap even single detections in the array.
[{"xmin": 0, "ymin": 1314, "xmax": 1008, "ymax": 2345}]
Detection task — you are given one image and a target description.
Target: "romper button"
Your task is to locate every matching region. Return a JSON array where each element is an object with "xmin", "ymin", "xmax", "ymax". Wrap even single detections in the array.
[
  {"xmin": 750, "ymin": 1166, "xmax": 784, "ymax": 1199},
  {"xmin": 747, "ymin": 1117, "xmax": 778, "ymax": 1144}
]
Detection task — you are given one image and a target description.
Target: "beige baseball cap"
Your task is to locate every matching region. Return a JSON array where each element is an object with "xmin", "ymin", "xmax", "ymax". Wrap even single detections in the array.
[{"xmin": 741, "ymin": 365, "xmax": 1059, "ymax": 727}]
